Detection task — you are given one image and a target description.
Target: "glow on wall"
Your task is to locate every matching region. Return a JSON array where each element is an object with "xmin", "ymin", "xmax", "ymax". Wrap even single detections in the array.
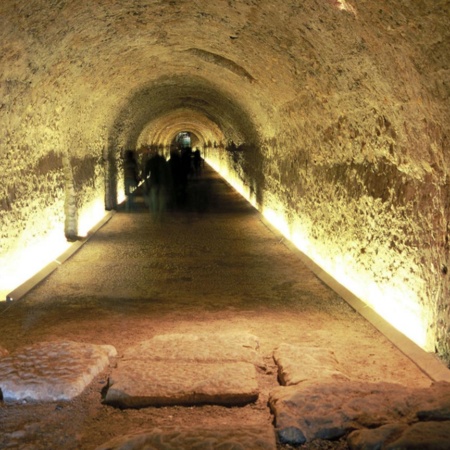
[
  {"xmin": 0, "ymin": 217, "xmax": 70, "ymax": 301},
  {"xmin": 206, "ymin": 152, "xmax": 430, "ymax": 352}
]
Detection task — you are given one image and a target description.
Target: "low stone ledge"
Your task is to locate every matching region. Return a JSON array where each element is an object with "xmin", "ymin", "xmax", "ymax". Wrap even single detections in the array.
[
  {"xmin": 96, "ymin": 426, "xmax": 277, "ymax": 450},
  {"xmin": 125, "ymin": 332, "xmax": 265, "ymax": 368},
  {"xmin": 104, "ymin": 360, "xmax": 259, "ymax": 408},
  {"xmin": 0, "ymin": 341, "xmax": 117, "ymax": 402},
  {"xmin": 273, "ymin": 343, "xmax": 349, "ymax": 385}
]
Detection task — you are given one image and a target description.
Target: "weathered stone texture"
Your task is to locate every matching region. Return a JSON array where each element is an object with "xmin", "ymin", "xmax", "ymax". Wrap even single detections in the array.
[
  {"xmin": 273, "ymin": 343, "xmax": 349, "ymax": 386},
  {"xmin": 96, "ymin": 427, "xmax": 277, "ymax": 450},
  {"xmin": 124, "ymin": 332, "xmax": 265, "ymax": 368},
  {"xmin": 269, "ymin": 380, "xmax": 450, "ymax": 445},
  {"xmin": 348, "ymin": 422, "xmax": 450, "ymax": 450},
  {"xmin": 104, "ymin": 360, "xmax": 259, "ymax": 408},
  {"xmin": 0, "ymin": 341, "xmax": 117, "ymax": 402},
  {"xmin": 1, "ymin": 0, "xmax": 450, "ymax": 360},
  {"xmin": 104, "ymin": 333, "xmax": 262, "ymax": 408}
]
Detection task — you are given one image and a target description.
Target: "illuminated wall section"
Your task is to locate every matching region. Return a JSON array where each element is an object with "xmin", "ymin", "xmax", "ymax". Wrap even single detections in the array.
[
  {"xmin": 0, "ymin": 149, "xmax": 108, "ymax": 300},
  {"xmin": 0, "ymin": 0, "xmax": 448, "ymax": 362},
  {"xmin": 0, "ymin": 151, "xmax": 67, "ymax": 300},
  {"xmin": 0, "ymin": 202, "xmax": 70, "ymax": 302},
  {"xmin": 206, "ymin": 142, "xmax": 434, "ymax": 353},
  {"xmin": 68, "ymin": 152, "xmax": 109, "ymax": 239}
]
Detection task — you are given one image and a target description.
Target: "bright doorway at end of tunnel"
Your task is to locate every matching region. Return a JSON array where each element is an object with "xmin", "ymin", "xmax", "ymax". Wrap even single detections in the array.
[{"xmin": 176, "ymin": 132, "xmax": 191, "ymax": 148}]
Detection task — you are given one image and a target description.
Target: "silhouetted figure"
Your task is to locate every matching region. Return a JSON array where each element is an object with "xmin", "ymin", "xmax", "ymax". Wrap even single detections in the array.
[
  {"xmin": 178, "ymin": 146, "xmax": 192, "ymax": 206},
  {"xmin": 123, "ymin": 150, "xmax": 139, "ymax": 211},
  {"xmin": 193, "ymin": 148, "xmax": 203, "ymax": 176},
  {"xmin": 181, "ymin": 146, "xmax": 193, "ymax": 179},
  {"xmin": 144, "ymin": 150, "xmax": 170, "ymax": 218},
  {"xmin": 168, "ymin": 148, "xmax": 184, "ymax": 207}
]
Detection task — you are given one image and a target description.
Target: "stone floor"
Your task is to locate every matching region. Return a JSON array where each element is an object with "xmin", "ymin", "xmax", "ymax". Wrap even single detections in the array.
[{"xmin": 0, "ymin": 164, "xmax": 448, "ymax": 449}]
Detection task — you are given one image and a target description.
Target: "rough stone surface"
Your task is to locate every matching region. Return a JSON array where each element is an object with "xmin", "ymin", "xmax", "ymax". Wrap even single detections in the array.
[
  {"xmin": 348, "ymin": 421, "xmax": 450, "ymax": 450},
  {"xmin": 105, "ymin": 333, "xmax": 263, "ymax": 408},
  {"xmin": 273, "ymin": 343, "xmax": 349, "ymax": 385},
  {"xmin": 104, "ymin": 360, "xmax": 258, "ymax": 408},
  {"xmin": 0, "ymin": 171, "xmax": 439, "ymax": 449},
  {"xmin": 0, "ymin": 341, "xmax": 117, "ymax": 402},
  {"xmin": 125, "ymin": 332, "xmax": 265, "ymax": 368},
  {"xmin": 0, "ymin": 345, "xmax": 9, "ymax": 357},
  {"xmin": 1, "ymin": 0, "xmax": 450, "ymax": 364},
  {"xmin": 269, "ymin": 380, "xmax": 450, "ymax": 444},
  {"xmin": 96, "ymin": 426, "xmax": 277, "ymax": 450}
]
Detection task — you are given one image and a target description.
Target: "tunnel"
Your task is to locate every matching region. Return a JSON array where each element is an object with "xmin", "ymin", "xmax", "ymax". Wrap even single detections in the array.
[{"xmin": 0, "ymin": 0, "xmax": 449, "ymax": 370}]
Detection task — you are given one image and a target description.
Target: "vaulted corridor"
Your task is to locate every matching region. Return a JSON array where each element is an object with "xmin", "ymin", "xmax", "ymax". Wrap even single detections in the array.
[
  {"xmin": 1, "ymin": 165, "xmax": 448, "ymax": 449},
  {"xmin": 1, "ymin": 0, "xmax": 450, "ymax": 447}
]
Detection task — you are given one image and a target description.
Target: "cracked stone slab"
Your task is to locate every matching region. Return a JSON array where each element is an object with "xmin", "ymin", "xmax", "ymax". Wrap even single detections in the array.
[
  {"xmin": 104, "ymin": 359, "xmax": 258, "ymax": 408},
  {"xmin": 0, "ymin": 341, "xmax": 117, "ymax": 402},
  {"xmin": 416, "ymin": 381, "xmax": 450, "ymax": 421},
  {"xmin": 273, "ymin": 343, "xmax": 349, "ymax": 386},
  {"xmin": 269, "ymin": 380, "xmax": 450, "ymax": 445},
  {"xmin": 269, "ymin": 381, "xmax": 415, "ymax": 444},
  {"xmin": 96, "ymin": 426, "xmax": 277, "ymax": 450},
  {"xmin": 348, "ymin": 421, "xmax": 450, "ymax": 450},
  {"xmin": 124, "ymin": 332, "xmax": 265, "ymax": 368}
]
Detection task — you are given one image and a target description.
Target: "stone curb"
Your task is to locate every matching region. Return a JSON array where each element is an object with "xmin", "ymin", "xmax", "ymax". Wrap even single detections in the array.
[
  {"xmin": 259, "ymin": 216, "xmax": 450, "ymax": 384},
  {"xmin": 5, "ymin": 211, "xmax": 115, "ymax": 303}
]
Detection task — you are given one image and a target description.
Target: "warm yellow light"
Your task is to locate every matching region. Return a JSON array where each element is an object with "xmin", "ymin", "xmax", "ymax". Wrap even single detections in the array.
[
  {"xmin": 206, "ymin": 155, "xmax": 429, "ymax": 351},
  {"xmin": 262, "ymin": 206, "xmax": 429, "ymax": 350},
  {"xmin": 117, "ymin": 178, "xmax": 126, "ymax": 206},
  {"xmin": 0, "ymin": 198, "xmax": 109, "ymax": 301},
  {"xmin": 262, "ymin": 207, "xmax": 290, "ymax": 239},
  {"xmin": 78, "ymin": 199, "xmax": 108, "ymax": 238},
  {"xmin": 335, "ymin": 0, "xmax": 357, "ymax": 15},
  {"xmin": 0, "ymin": 228, "xmax": 71, "ymax": 301},
  {"xmin": 326, "ymin": 255, "xmax": 428, "ymax": 349},
  {"xmin": 206, "ymin": 157, "xmax": 258, "ymax": 208}
]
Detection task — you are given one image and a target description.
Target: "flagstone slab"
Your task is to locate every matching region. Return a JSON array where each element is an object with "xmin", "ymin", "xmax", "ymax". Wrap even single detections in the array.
[
  {"xmin": 269, "ymin": 381, "xmax": 413, "ymax": 444},
  {"xmin": 96, "ymin": 426, "xmax": 277, "ymax": 450},
  {"xmin": 416, "ymin": 381, "xmax": 450, "ymax": 421},
  {"xmin": 104, "ymin": 360, "xmax": 258, "ymax": 408},
  {"xmin": 0, "ymin": 341, "xmax": 117, "ymax": 402},
  {"xmin": 124, "ymin": 332, "xmax": 265, "ymax": 368},
  {"xmin": 273, "ymin": 343, "xmax": 349, "ymax": 385},
  {"xmin": 348, "ymin": 421, "xmax": 450, "ymax": 450},
  {"xmin": 269, "ymin": 380, "xmax": 450, "ymax": 445}
]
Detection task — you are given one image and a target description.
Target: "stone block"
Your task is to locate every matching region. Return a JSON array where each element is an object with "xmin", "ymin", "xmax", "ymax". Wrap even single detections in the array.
[
  {"xmin": 104, "ymin": 360, "xmax": 258, "ymax": 408},
  {"xmin": 0, "ymin": 341, "xmax": 117, "ymax": 402},
  {"xmin": 125, "ymin": 332, "xmax": 265, "ymax": 368},
  {"xmin": 269, "ymin": 381, "xmax": 414, "ymax": 444},
  {"xmin": 348, "ymin": 421, "xmax": 450, "ymax": 450},
  {"xmin": 96, "ymin": 426, "xmax": 277, "ymax": 450},
  {"xmin": 416, "ymin": 381, "xmax": 450, "ymax": 421},
  {"xmin": 273, "ymin": 343, "xmax": 349, "ymax": 385}
]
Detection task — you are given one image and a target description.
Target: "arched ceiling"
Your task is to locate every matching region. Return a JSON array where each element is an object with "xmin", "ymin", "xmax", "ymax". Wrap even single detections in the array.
[
  {"xmin": 2, "ymin": 0, "xmax": 450, "ymax": 361},
  {"xmin": 109, "ymin": 74, "xmax": 260, "ymax": 152},
  {"xmin": 138, "ymin": 108, "xmax": 225, "ymax": 149}
]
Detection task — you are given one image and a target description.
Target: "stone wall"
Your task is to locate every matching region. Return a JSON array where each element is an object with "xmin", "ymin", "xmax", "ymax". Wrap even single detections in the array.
[{"xmin": 0, "ymin": 0, "xmax": 449, "ymax": 362}]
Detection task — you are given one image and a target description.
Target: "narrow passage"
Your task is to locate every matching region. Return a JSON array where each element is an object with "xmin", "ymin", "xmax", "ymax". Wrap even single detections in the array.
[{"xmin": 0, "ymin": 164, "xmax": 434, "ymax": 449}]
